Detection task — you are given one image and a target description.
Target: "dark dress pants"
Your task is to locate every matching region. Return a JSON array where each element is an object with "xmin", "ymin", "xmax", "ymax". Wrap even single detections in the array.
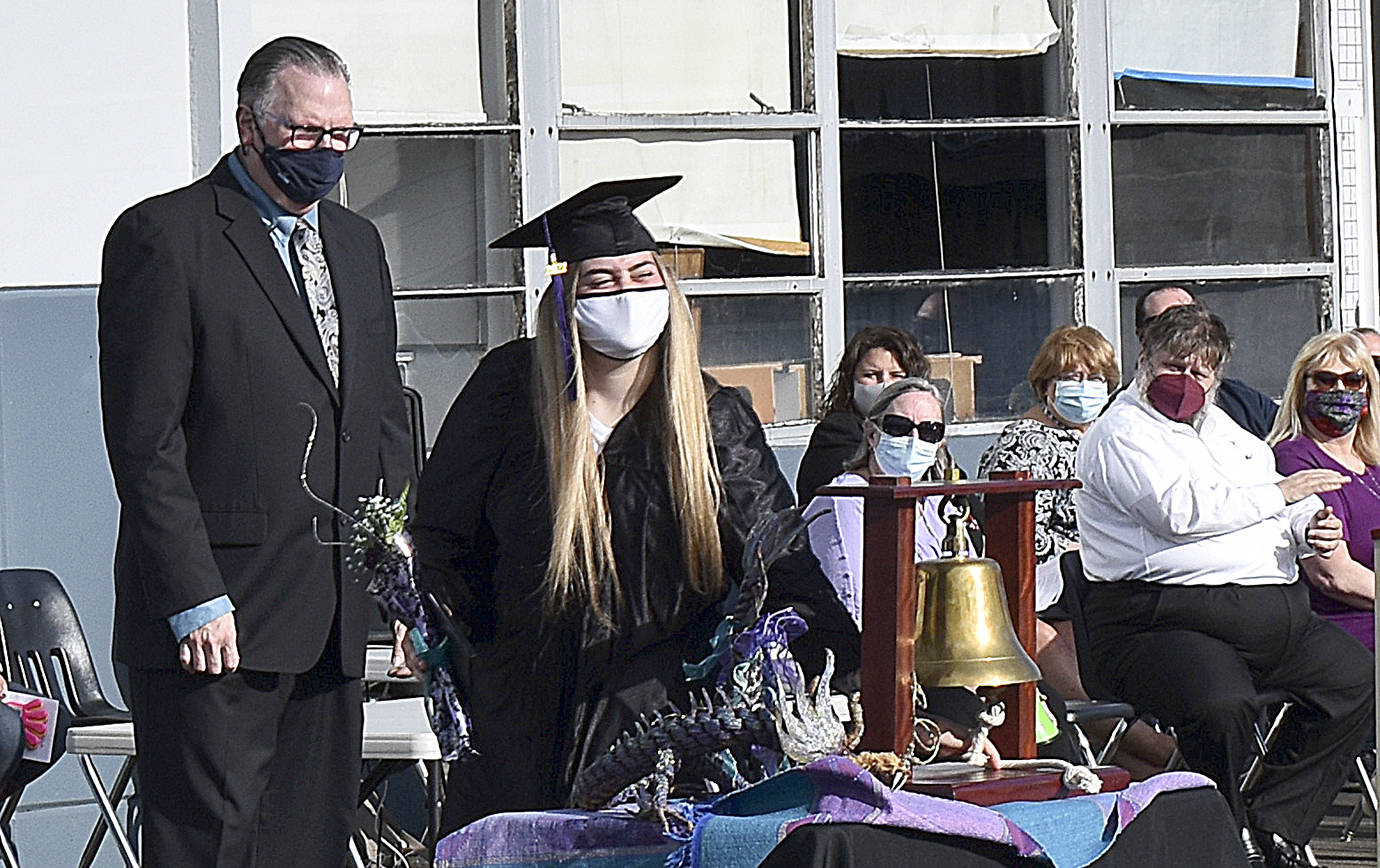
[
  {"xmin": 128, "ymin": 651, "xmax": 362, "ymax": 867},
  {"xmin": 1083, "ymin": 580, "xmax": 1373, "ymax": 844}
]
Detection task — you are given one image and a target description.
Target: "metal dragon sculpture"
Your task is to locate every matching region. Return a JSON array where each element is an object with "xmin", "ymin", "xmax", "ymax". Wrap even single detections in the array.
[{"xmin": 570, "ymin": 507, "xmax": 865, "ymax": 822}]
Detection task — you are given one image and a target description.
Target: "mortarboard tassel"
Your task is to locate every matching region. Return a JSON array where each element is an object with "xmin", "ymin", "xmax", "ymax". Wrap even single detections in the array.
[{"xmin": 541, "ymin": 214, "xmax": 578, "ymax": 401}]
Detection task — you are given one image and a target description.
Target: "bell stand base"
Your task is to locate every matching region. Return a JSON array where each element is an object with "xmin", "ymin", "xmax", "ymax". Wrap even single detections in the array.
[{"xmin": 904, "ymin": 763, "xmax": 1131, "ymax": 806}]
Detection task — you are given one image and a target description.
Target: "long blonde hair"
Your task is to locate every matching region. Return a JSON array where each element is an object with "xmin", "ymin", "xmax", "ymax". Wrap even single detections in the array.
[
  {"xmin": 1267, "ymin": 330, "xmax": 1380, "ymax": 465},
  {"xmin": 533, "ymin": 254, "xmax": 724, "ymax": 623}
]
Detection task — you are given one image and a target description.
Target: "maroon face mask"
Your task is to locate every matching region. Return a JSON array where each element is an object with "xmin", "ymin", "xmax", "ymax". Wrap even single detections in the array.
[{"xmin": 1146, "ymin": 373, "xmax": 1206, "ymax": 421}]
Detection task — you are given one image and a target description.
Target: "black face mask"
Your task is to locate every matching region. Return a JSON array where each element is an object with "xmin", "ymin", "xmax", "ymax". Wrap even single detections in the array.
[{"xmin": 258, "ymin": 143, "xmax": 345, "ymax": 205}]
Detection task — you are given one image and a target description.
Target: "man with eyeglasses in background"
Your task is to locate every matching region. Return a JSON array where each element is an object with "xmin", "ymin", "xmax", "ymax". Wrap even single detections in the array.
[{"xmin": 99, "ymin": 36, "xmax": 411, "ymax": 866}]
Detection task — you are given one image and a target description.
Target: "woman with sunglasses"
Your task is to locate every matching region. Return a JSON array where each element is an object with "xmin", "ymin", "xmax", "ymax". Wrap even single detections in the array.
[
  {"xmin": 803, "ymin": 378, "xmax": 956, "ymax": 628},
  {"xmin": 1270, "ymin": 331, "xmax": 1379, "ymax": 650}
]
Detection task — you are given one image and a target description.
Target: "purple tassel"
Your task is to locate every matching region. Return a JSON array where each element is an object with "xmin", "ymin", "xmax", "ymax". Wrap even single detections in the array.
[{"xmin": 541, "ymin": 215, "xmax": 578, "ymax": 401}]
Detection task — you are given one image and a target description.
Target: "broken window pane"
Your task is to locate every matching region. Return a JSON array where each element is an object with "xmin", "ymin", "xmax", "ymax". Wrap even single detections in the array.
[
  {"xmin": 691, "ymin": 294, "xmax": 815, "ymax": 422},
  {"xmin": 1118, "ymin": 278, "xmax": 1327, "ymax": 397},
  {"xmin": 1109, "ymin": 0, "xmax": 1317, "ymax": 111},
  {"xmin": 1112, "ymin": 126, "xmax": 1327, "ymax": 266},
  {"xmin": 845, "ymin": 276, "xmax": 1077, "ymax": 420},
  {"xmin": 837, "ymin": 0, "xmax": 1072, "ymax": 119},
  {"xmin": 841, "ymin": 128, "xmax": 1079, "ymax": 273},
  {"xmin": 344, "ymin": 135, "xmax": 519, "ymax": 289},
  {"xmin": 238, "ymin": 0, "xmax": 498, "ymax": 123},
  {"xmin": 561, "ymin": 136, "xmax": 813, "ymax": 278}
]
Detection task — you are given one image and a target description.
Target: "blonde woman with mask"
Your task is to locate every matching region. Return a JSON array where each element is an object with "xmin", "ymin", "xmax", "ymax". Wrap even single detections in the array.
[
  {"xmin": 1270, "ymin": 331, "xmax": 1379, "ymax": 650},
  {"xmin": 409, "ymin": 178, "xmax": 859, "ymax": 834}
]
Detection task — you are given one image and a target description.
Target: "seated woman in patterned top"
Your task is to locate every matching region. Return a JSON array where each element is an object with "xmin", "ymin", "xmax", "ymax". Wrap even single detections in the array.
[
  {"xmin": 978, "ymin": 325, "xmax": 1174, "ymax": 778},
  {"xmin": 979, "ymin": 326, "xmax": 1115, "ymax": 610}
]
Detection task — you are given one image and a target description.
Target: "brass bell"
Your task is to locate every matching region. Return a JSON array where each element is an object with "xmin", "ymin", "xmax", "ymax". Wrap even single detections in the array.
[
  {"xmin": 913, "ymin": 556, "xmax": 1042, "ymax": 687},
  {"xmin": 912, "ymin": 489, "xmax": 1041, "ymax": 688}
]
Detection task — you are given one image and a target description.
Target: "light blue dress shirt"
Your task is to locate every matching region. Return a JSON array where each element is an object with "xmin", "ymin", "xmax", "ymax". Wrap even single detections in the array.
[{"xmin": 168, "ymin": 154, "xmax": 321, "ymax": 642}]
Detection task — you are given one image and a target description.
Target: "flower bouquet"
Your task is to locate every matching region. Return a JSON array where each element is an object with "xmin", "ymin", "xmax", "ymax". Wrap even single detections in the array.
[{"xmin": 298, "ymin": 406, "xmax": 473, "ymax": 760}]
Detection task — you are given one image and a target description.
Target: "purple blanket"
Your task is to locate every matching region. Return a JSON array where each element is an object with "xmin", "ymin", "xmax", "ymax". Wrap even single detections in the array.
[{"xmin": 437, "ymin": 758, "xmax": 1217, "ymax": 868}]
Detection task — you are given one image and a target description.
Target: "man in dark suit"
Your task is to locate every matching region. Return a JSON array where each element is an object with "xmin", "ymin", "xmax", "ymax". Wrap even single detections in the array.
[{"xmin": 99, "ymin": 37, "xmax": 411, "ymax": 866}]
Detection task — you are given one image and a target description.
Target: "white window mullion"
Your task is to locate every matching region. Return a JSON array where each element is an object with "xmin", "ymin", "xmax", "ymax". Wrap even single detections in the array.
[
  {"xmin": 1329, "ymin": 0, "xmax": 1379, "ymax": 328},
  {"xmin": 816, "ymin": 0, "xmax": 846, "ymax": 397},
  {"xmin": 516, "ymin": 0, "xmax": 561, "ymax": 334},
  {"xmin": 1077, "ymin": 0, "xmax": 1119, "ymax": 345}
]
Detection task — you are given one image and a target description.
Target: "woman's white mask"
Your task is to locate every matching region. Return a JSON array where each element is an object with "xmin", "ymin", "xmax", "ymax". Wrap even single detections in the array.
[{"xmin": 574, "ymin": 287, "xmax": 670, "ymax": 360}]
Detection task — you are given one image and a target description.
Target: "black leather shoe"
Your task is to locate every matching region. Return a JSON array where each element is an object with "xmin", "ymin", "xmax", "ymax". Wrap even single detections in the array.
[
  {"xmin": 1264, "ymin": 835, "xmax": 1312, "ymax": 868},
  {"xmin": 1241, "ymin": 827, "xmax": 1266, "ymax": 868}
]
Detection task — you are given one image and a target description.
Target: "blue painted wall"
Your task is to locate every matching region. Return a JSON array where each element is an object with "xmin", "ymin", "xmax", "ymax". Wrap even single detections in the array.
[{"xmin": 0, "ymin": 287, "xmax": 128, "ymax": 866}]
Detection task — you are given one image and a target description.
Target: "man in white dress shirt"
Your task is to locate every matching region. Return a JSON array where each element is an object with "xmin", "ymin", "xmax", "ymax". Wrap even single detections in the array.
[{"xmin": 1075, "ymin": 304, "xmax": 1373, "ymax": 868}]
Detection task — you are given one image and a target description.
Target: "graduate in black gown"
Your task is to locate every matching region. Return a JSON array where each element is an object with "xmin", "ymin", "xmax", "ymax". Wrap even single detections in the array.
[{"xmin": 409, "ymin": 177, "xmax": 861, "ymax": 834}]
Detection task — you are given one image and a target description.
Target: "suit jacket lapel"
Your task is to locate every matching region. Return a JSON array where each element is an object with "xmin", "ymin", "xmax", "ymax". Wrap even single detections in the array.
[{"xmin": 211, "ymin": 162, "xmax": 340, "ymax": 404}]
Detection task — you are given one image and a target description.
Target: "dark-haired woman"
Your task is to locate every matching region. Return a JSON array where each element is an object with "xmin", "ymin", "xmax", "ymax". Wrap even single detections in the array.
[{"xmin": 795, "ymin": 326, "xmax": 930, "ymax": 503}]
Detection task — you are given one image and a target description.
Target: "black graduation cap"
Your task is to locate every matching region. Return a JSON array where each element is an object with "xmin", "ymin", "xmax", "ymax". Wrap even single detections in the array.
[
  {"xmin": 489, "ymin": 175, "xmax": 681, "ymax": 263},
  {"xmin": 490, "ymin": 176, "xmax": 681, "ymax": 401}
]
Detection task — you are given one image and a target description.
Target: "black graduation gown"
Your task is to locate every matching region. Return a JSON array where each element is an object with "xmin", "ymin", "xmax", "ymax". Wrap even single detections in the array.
[{"xmin": 413, "ymin": 339, "xmax": 860, "ymax": 834}]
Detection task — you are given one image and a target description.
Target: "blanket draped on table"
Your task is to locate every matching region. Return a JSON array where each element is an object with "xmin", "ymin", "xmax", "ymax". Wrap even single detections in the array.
[{"xmin": 436, "ymin": 756, "xmax": 1216, "ymax": 868}]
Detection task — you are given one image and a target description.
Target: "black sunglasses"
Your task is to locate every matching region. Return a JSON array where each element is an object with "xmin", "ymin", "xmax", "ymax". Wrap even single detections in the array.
[
  {"xmin": 1308, "ymin": 370, "xmax": 1367, "ymax": 391},
  {"xmin": 878, "ymin": 414, "xmax": 945, "ymax": 443}
]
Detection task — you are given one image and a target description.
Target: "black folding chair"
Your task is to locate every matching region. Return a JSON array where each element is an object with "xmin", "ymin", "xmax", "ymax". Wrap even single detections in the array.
[
  {"xmin": 0, "ymin": 568, "xmax": 135, "ymax": 867},
  {"xmin": 1056, "ymin": 551, "xmax": 1138, "ymax": 765}
]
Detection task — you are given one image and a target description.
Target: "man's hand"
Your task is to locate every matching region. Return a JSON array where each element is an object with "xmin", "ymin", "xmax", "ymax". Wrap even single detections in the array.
[
  {"xmin": 1306, "ymin": 506, "xmax": 1344, "ymax": 558},
  {"xmin": 388, "ymin": 620, "xmax": 427, "ymax": 678},
  {"xmin": 179, "ymin": 612, "xmax": 239, "ymax": 675},
  {"xmin": 1277, "ymin": 468, "xmax": 1348, "ymax": 503}
]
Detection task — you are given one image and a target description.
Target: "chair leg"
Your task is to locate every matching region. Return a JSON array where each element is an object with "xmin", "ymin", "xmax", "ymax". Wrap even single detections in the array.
[
  {"xmin": 78, "ymin": 756, "xmax": 139, "ymax": 868},
  {"xmin": 1095, "ymin": 718, "xmax": 1131, "ymax": 766},
  {"xmin": 347, "ymin": 834, "xmax": 367, "ymax": 868},
  {"xmin": 0, "ymin": 823, "xmax": 19, "ymax": 868},
  {"xmin": 0, "ymin": 788, "xmax": 21, "ymax": 828},
  {"xmin": 1241, "ymin": 702, "xmax": 1293, "ymax": 793},
  {"xmin": 1340, "ymin": 752, "xmax": 1377, "ymax": 841},
  {"xmin": 1302, "ymin": 842, "xmax": 1320, "ymax": 866},
  {"xmin": 425, "ymin": 759, "xmax": 443, "ymax": 846},
  {"xmin": 78, "ymin": 756, "xmax": 135, "ymax": 868}
]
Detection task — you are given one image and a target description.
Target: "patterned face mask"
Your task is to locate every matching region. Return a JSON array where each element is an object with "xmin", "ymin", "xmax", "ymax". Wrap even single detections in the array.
[{"xmin": 1304, "ymin": 388, "xmax": 1369, "ymax": 438}]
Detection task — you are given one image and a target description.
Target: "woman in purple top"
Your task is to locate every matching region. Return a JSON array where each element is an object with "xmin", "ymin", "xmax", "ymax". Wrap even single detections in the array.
[{"xmin": 1270, "ymin": 331, "xmax": 1380, "ymax": 650}]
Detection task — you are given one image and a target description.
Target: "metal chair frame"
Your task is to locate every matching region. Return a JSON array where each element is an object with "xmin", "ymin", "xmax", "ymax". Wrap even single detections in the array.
[{"xmin": 0, "ymin": 568, "xmax": 138, "ymax": 867}]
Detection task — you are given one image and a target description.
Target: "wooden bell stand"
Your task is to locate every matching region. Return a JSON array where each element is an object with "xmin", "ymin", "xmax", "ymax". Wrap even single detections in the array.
[{"xmin": 816, "ymin": 470, "xmax": 1081, "ymax": 760}]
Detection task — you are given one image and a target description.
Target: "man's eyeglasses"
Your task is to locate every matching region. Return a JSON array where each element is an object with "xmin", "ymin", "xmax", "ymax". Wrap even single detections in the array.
[
  {"xmin": 878, "ymin": 414, "xmax": 945, "ymax": 443},
  {"xmin": 1307, "ymin": 370, "xmax": 1367, "ymax": 391},
  {"xmin": 257, "ymin": 110, "xmax": 363, "ymax": 152}
]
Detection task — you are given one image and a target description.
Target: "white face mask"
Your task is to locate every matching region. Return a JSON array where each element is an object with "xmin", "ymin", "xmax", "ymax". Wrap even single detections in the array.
[
  {"xmin": 853, "ymin": 380, "xmax": 888, "ymax": 416},
  {"xmin": 574, "ymin": 287, "xmax": 670, "ymax": 360},
  {"xmin": 873, "ymin": 431, "xmax": 940, "ymax": 480}
]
